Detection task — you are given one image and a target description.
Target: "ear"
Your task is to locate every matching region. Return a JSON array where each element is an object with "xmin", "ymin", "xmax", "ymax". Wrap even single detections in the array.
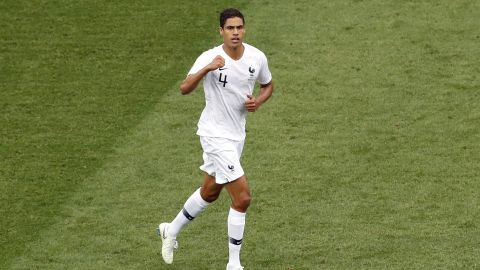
[{"xmin": 219, "ymin": 26, "xmax": 223, "ymax": 35}]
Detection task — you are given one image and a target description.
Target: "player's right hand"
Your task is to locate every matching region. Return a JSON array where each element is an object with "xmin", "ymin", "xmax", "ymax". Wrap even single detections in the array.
[{"xmin": 208, "ymin": 55, "xmax": 225, "ymax": 71}]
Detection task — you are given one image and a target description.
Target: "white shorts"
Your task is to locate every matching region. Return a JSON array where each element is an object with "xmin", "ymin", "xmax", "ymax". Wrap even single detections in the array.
[{"xmin": 199, "ymin": 136, "xmax": 245, "ymax": 184}]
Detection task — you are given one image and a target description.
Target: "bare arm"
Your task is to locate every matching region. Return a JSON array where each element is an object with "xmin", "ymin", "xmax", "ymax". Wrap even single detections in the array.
[
  {"xmin": 245, "ymin": 81, "xmax": 274, "ymax": 112},
  {"xmin": 180, "ymin": 55, "xmax": 225, "ymax": 95}
]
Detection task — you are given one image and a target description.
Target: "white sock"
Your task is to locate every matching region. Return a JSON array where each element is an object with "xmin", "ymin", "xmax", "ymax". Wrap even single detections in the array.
[
  {"xmin": 228, "ymin": 208, "xmax": 246, "ymax": 267},
  {"xmin": 168, "ymin": 188, "xmax": 210, "ymax": 238}
]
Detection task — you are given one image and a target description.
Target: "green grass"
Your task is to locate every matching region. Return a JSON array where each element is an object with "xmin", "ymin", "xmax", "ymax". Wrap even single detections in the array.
[{"xmin": 1, "ymin": 0, "xmax": 480, "ymax": 269}]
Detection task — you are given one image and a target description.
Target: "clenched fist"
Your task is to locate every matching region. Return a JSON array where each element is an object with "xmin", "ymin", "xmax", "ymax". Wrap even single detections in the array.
[
  {"xmin": 207, "ymin": 55, "xmax": 225, "ymax": 71},
  {"xmin": 245, "ymin": 95, "xmax": 259, "ymax": 112}
]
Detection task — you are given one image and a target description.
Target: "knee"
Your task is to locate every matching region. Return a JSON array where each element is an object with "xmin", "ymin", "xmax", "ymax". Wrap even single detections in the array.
[
  {"xmin": 200, "ymin": 188, "xmax": 220, "ymax": 203},
  {"xmin": 232, "ymin": 193, "xmax": 251, "ymax": 212}
]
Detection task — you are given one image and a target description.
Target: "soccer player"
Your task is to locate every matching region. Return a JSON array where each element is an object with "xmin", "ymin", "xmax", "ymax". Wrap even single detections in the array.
[{"xmin": 157, "ymin": 8, "xmax": 274, "ymax": 270}]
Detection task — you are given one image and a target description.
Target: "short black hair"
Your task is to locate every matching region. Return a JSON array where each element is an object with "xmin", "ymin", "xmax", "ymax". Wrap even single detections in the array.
[{"xmin": 219, "ymin": 8, "xmax": 245, "ymax": 28}]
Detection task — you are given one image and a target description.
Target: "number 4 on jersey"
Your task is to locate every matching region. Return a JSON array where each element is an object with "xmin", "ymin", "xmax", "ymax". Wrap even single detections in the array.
[{"xmin": 219, "ymin": 73, "xmax": 228, "ymax": 87}]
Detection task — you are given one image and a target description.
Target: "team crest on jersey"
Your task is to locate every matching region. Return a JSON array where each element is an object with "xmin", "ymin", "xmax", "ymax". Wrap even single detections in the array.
[{"xmin": 248, "ymin": 66, "xmax": 255, "ymax": 80}]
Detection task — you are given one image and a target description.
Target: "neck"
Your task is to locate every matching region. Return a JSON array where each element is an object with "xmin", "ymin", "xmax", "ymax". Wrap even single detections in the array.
[{"xmin": 223, "ymin": 44, "xmax": 244, "ymax": 60}]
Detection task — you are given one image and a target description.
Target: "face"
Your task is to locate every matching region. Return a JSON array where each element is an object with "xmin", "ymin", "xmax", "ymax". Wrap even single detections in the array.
[{"xmin": 220, "ymin": 17, "xmax": 245, "ymax": 49}]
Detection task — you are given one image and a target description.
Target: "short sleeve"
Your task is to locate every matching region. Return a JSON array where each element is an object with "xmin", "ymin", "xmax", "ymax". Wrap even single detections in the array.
[
  {"xmin": 257, "ymin": 53, "xmax": 272, "ymax": 85},
  {"xmin": 188, "ymin": 50, "xmax": 214, "ymax": 75}
]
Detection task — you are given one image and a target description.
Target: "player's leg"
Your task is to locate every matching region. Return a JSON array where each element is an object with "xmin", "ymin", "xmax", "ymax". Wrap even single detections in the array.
[
  {"xmin": 158, "ymin": 182, "xmax": 210, "ymax": 265},
  {"xmin": 224, "ymin": 175, "xmax": 251, "ymax": 269},
  {"xmin": 159, "ymin": 173, "xmax": 222, "ymax": 264},
  {"xmin": 168, "ymin": 173, "xmax": 221, "ymax": 236}
]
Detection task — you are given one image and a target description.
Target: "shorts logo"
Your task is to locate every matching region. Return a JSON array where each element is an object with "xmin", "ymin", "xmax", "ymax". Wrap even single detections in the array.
[{"xmin": 228, "ymin": 165, "xmax": 235, "ymax": 172}]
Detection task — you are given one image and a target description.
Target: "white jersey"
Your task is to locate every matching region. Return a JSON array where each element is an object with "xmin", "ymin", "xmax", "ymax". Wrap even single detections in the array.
[{"xmin": 188, "ymin": 43, "xmax": 272, "ymax": 141}]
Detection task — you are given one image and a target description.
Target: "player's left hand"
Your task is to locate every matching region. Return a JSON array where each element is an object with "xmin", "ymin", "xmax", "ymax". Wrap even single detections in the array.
[{"xmin": 245, "ymin": 95, "xmax": 258, "ymax": 112}]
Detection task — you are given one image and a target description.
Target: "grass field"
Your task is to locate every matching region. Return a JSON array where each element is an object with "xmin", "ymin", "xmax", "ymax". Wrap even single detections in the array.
[{"xmin": 1, "ymin": 0, "xmax": 480, "ymax": 269}]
